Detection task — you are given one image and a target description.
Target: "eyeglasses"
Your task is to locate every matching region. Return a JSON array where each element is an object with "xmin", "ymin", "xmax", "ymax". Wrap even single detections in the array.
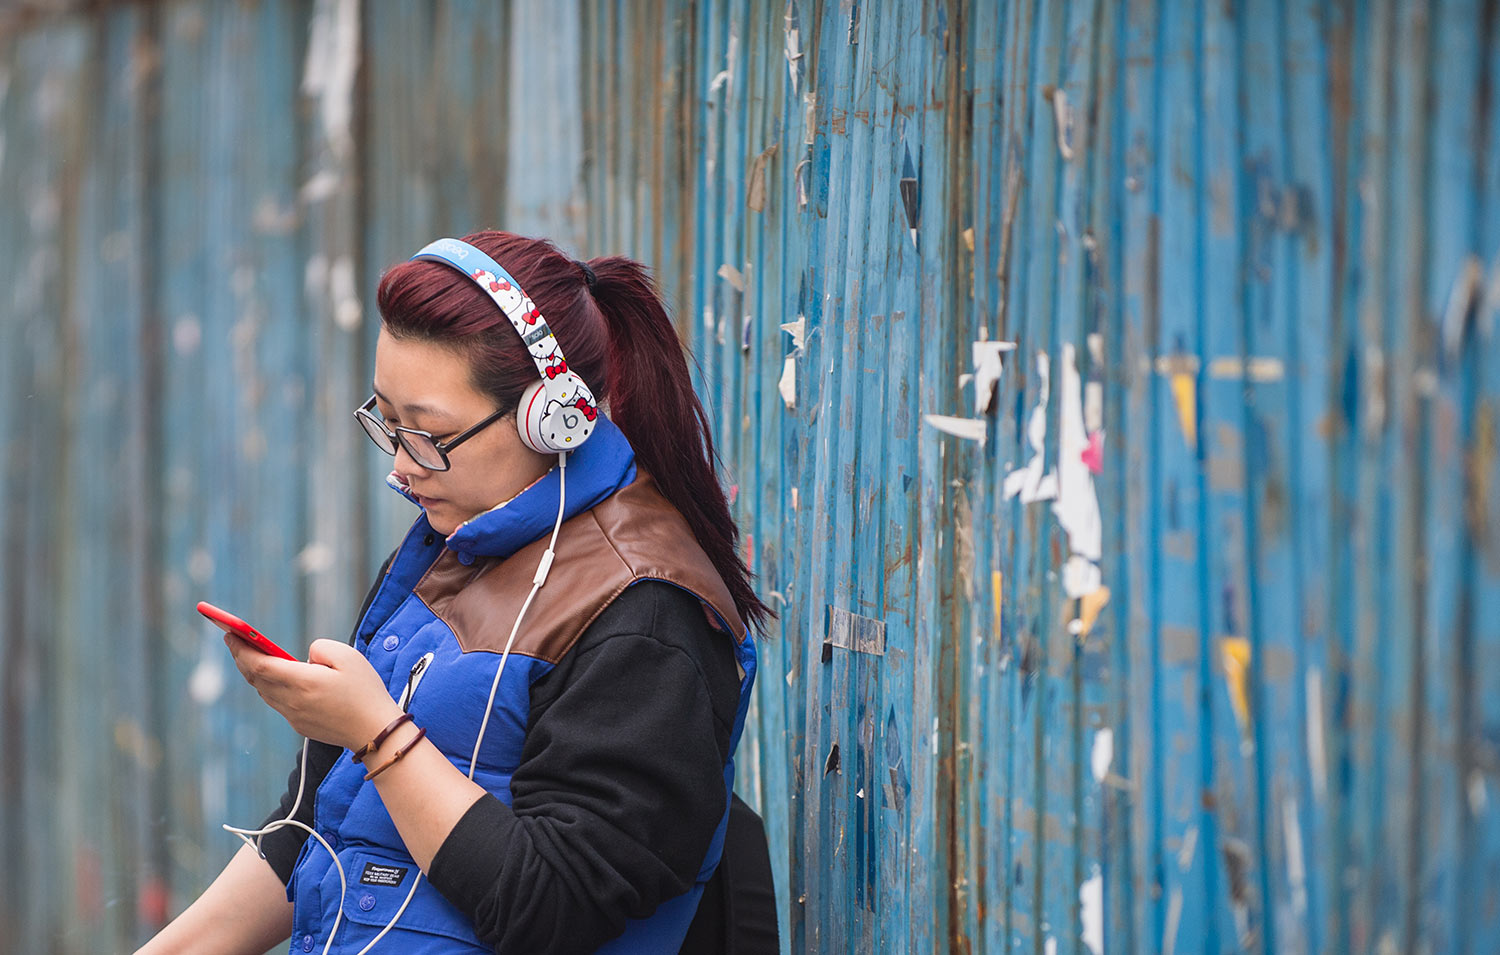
[{"xmin": 355, "ymin": 395, "xmax": 509, "ymax": 472}]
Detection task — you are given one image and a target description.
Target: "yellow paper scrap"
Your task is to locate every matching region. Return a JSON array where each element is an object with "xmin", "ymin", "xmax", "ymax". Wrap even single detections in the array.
[
  {"xmin": 992, "ymin": 570, "xmax": 1003, "ymax": 639},
  {"xmin": 1220, "ymin": 637, "xmax": 1252, "ymax": 732},
  {"xmin": 1171, "ymin": 372, "xmax": 1197, "ymax": 448},
  {"xmin": 1073, "ymin": 585, "xmax": 1111, "ymax": 638}
]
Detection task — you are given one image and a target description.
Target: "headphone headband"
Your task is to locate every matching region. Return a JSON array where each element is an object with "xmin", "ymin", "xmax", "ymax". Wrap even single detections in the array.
[{"xmin": 411, "ymin": 238, "xmax": 598, "ymax": 452}]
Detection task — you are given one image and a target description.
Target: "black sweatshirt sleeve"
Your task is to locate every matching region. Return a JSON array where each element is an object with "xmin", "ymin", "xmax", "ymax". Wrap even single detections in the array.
[
  {"xmin": 425, "ymin": 581, "xmax": 743, "ymax": 954},
  {"xmin": 256, "ymin": 552, "xmax": 395, "ymax": 884}
]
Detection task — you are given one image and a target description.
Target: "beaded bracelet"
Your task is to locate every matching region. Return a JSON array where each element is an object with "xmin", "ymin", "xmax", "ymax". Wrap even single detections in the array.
[
  {"xmin": 351, "ymin": 712, "xmax": 414, "ymax": 763},
  {"xmin": 362, "ymin": 727, "xmax": 427, "ymax": 781}
]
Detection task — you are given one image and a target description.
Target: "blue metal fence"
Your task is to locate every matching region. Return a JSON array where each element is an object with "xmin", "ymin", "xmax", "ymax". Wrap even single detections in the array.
[{"xmin": 1, "ymin": 1, "xmax": 1497, "ymax": 952}]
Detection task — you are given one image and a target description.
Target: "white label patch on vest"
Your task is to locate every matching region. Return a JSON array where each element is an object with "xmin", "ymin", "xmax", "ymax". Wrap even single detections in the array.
[{"xmin": 359, "ymin": 863, "xmax": 409, "ymax": 887}]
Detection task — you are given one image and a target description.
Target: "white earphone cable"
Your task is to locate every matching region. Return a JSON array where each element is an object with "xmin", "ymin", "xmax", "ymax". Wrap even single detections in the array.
[
  {"xmin": 224, "ymin": 450, "xmax": 568, "ymax": 953},
  {"xmin": 468, "ymin": 451, "xmax": 566, "ymax": 778}
]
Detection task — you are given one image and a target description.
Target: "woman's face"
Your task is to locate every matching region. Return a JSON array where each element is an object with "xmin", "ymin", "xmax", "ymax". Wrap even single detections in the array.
[{"xmin": 371, "ymin": 327, "xmax": 550, "ymax": 536}]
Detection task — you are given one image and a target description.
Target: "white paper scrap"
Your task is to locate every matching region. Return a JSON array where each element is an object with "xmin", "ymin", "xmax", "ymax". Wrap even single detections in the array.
[
  {"xmin": 780, "ymin": 315, "xmax": 806, "ymax": 349},
  {"xmin": 924, "ymin": 414, "xmax": 987, "ymax": 444},
  {"xmin": 1080, "ymin": 865, "xmax": 1104, "ymax": 955},
  {"xmin": 778, "ymin": 355, "xmax": 796, "ymax": 410},
  {"xmin": 1053, "ymin": 343, "xmax": 1103, "ymax": 597},
  {"xmin": 1091, "ymin": 728, "xmax": 1114, "ymax": 782},
  {"xmin": 972, "ymin": 340, "xmax": 1016, "ymax": 415},
  {"xmin": 1062, "ymin": 554, "xmax": 1102, "ymax": 597},
  {"xmin": 1002, "ymin": 351, "xmax": 1057, "ymax": 502}
]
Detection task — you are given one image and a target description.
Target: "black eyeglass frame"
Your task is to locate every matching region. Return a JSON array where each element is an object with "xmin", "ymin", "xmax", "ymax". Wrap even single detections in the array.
[{"xmin": 355, "ymin": 394, "xmax": 510, "ymax": 472}]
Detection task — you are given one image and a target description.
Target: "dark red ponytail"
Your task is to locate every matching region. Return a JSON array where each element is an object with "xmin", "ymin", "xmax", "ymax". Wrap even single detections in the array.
[
  {"xmin": 377, "ymin": 230, "xmax": 771, "ymax": 632},
  {"xmin": 584, "ymin": 254, "xmax": 771, "ymax": 631}
]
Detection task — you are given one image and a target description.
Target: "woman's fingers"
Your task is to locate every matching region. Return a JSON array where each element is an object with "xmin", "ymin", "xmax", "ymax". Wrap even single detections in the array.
[{"xmin": 223, "ymin": 634, "xmax": 396, "ymax": 750}]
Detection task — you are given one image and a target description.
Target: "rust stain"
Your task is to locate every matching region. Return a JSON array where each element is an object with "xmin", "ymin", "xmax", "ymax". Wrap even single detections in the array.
[{"xmin": 886, "ymin": 536, "xmax": 914, "ymax": 575}]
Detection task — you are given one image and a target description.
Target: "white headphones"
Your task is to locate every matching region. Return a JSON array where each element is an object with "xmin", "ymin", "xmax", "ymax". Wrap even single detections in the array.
[{"xmin": 411, "ymin": 238, "xmax": 598, "ymax": 454}]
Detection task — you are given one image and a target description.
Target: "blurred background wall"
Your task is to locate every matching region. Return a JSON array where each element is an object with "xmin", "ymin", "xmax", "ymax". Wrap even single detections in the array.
[{"xmin": 3, "ymin": 1, "xmax": 1499, "ymax": 953}]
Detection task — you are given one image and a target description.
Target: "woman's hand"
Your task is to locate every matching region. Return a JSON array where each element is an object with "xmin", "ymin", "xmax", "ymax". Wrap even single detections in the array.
[{"xmin": 225, "ymin": 636, "xmax": 401, "ymax": 751}]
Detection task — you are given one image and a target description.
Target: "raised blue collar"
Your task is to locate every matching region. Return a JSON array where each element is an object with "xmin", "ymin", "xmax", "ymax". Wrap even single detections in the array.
[{"xmin": 387, "ymin": 413, "xmax": 636, "ymax": 561}]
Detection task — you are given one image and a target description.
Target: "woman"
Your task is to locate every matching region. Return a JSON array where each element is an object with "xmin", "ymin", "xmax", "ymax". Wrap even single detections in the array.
[{"xmin": 138, "ymin": 231, "xmax": 768, "ymax": 953}]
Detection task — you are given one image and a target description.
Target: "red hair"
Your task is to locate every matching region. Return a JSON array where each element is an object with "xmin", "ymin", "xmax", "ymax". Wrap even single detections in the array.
[{"xmin": 377, "ymin": 230, "xmax": 771, "ymax": 631}]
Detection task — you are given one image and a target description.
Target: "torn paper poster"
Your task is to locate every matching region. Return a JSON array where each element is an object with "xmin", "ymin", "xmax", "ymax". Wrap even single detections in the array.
[
  {"xmin": 972, "ymin": 339, "xmax": 1017, "ymax": 415},
  {"xmin": 1062, "ymin": 555, "xmax": 1102, "ymax": 599},
  {"xmin": 717, "ymin": 262, "xmax": 746, "ymax": 291},
  {"xmin": 302, "ymin": 0, "xmax": 360, "ymax": 160},
  {"xmin": 1069, "ymin": 585, "xmax": 1111, "ymax": 637},
  {"xmin": 1090, "ymin": 728, "xmax": 1114, "ymax": 783},
  {"xmin": 778, "ymin": 355, "xmax": 796, "ymax": 410},
  {"xmin": 1048, "ymin": 86, "xmax": 1075, "ymax": 162},
  {"xmin": 824, "ymin": 605, "xmax": 887, "ymax": 657},
  {"xmin": 924, "ymin": 414, "xmax": 986, "ymax": 444},
  {"xmin": 1080, "ymin": 865, "xmax": 1103, "ymax": 955},
  {"xmin": 1053, "ymin": 343, "xmax": 1103, "ymax": 597},
  {"xmin": 1084, "ymin": 380, "xmax": 1103, "ymax": 433},
  {"xmin": 1221, "ymin": 637, "xmax": 1252, "ymax": 733},
  {"xmin": 1207, "ymin": 356, "xmax": 1286, "ymax": 382},
  {"xmin": 992, "ymin": 570, "xmax": 1003, "ymax": 641},
  {"xmin": 1171, "ymin": 368, "xmax": 1197, "ymax": 447},
  {"xmin": 1002, "ymin": 351, "xmax": 1057, "ymax": 502},
  {"xmin": 783, "ymin": 0, "xmax": 803, "ymax": 95},
  {"xmin": 1081, "ymin": 430, "xmax": 1105, "ymax": 475},
  {"xmin": 780, "ymin": 315, "xmax": 806, "ymax": 349}
]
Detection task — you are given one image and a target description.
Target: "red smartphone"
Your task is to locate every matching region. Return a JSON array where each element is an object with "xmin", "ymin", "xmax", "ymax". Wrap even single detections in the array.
[{"xmin": 196, "ymin": 601, "xmax": 298, "ymax": 661}]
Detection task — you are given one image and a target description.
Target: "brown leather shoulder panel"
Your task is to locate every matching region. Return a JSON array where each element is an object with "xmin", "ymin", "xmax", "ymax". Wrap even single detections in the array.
[{"xmin": 413, "ymin": 473, "xmax": 746, "ymax": 663}]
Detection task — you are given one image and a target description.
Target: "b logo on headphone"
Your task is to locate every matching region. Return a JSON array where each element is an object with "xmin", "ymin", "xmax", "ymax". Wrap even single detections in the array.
[{"xmin": 411, "ymin": 239, "xmax": 598, "ymax": 454}]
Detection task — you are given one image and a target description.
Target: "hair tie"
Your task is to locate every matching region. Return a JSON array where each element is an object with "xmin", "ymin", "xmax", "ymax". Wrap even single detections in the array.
[{"xmin": 578, "ymin": 261, "xmax": 598, "ymax": 290}]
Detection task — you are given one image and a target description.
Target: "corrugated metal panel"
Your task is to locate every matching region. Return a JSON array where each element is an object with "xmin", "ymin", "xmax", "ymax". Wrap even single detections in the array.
[{"xmin": 2, "ymin": 1, "xmax": 1499, "ymax": 953}]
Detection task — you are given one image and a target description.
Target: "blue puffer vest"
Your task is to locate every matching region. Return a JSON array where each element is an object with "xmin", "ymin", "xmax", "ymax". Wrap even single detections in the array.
[{"xmin": 284, "ymin": 417, "xmax": 757, "ymax": 953}]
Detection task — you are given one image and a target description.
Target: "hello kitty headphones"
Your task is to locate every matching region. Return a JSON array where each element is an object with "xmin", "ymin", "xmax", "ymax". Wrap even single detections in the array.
[{"xmin": 411, "ymin": 238, "xmax": 598, "ymax": 454}]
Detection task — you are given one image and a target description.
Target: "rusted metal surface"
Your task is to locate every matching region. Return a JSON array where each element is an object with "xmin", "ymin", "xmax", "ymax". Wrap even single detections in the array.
[{"xmin": 2, "ymin": 1, "xmax": 1499, "ymax": 953}]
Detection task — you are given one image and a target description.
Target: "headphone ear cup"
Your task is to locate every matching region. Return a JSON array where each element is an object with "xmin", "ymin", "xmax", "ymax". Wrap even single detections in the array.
[{"xmin": 517, "ymin": 380, "xmax": 555, "ymax": 453}]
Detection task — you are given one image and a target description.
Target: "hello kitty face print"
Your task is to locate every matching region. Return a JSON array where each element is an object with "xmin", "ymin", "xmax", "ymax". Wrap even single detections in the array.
[{"xmin": 411, "ymin": 238, "xmax": 598, "ymax": 453}]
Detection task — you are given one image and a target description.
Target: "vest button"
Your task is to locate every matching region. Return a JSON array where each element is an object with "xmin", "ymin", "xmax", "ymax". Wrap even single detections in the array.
[
  {"xmin": 382, "ymin": 634, "xmax": 400, "ymax": 651},
  {"xmin": 301, "ymin": 935, "xmax": 314, "ymax": 952},
  {"xmin": 423, "ymin": 533, "xmax": 435, "ymax": 546},
  {"xmin": 358, "ymin": 892, "xmax": 376, "ymax": 911}
]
